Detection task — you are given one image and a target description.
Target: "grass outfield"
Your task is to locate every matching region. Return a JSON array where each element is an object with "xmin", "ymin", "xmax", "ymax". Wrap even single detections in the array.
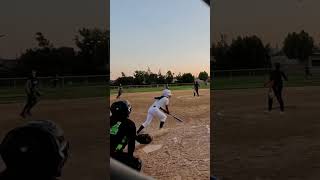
[
  {"xmin": 110, "ymin": 84, "xmax": 209, "ymax": 94},
  {"xmin": 0, "ymin": 86, "xmax": 108, "ymax": 103},
  {"xmin": 0, "ymin": 84, "xmax": 209, "ymax": 103}
]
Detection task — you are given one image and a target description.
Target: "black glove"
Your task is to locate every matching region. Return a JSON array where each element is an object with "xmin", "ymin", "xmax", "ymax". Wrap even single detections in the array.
[{"xmin": 136, "ymin": 133, "xmax": 152, "ymax": 144}]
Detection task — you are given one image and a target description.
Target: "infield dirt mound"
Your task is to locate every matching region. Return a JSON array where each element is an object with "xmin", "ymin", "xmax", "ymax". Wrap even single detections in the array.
[{"xmin": 111, "ymin": 89, "xmax": 210, "ymax": 179}]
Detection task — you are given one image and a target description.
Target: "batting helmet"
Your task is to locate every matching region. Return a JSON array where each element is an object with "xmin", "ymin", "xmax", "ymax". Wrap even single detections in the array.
[
  {"xmin": 162, "ymin": 89, "xmax": 172, "ymax": 98},
  {"xmin": 110, "ymin": 100, "xmax": 132, "ymax": 118},
  {"xmin": 0, "ymin": 120, "xmax": 69, "ymax": 178}
]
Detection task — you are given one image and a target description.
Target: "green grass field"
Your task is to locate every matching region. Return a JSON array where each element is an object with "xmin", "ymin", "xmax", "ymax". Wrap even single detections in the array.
[
  {"xmin": 213, "ymin": 75, "xmax": 320, "ymax": 90},
  {"xmin": 0, "ymin": 86, "xmax": 108, "ymax": 103},
  {"xmin": 4, "ymin": 74, "xmax": 320, "ymax": 103},
  {"xmin": 0, "ymin": 84, "xmax": 210, "ymax": 103},
  {"xmin": 110, "ymin": 84, "xmax": 209, "ymax": 95}
]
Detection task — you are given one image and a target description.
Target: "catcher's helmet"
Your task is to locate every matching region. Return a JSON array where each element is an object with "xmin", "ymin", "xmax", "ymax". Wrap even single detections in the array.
[
  {"xmin": 0, "ymin": 120, "xmax": 69, "ymax": 178},
  {"xmin": 110, "ymin": 100, "xmax": 132, "ymax": 118}
]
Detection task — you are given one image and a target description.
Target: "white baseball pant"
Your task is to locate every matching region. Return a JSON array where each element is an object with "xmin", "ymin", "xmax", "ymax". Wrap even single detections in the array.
[{"xmin": 142, "ymin": 107, "xmax": 167, "ymax": 127}]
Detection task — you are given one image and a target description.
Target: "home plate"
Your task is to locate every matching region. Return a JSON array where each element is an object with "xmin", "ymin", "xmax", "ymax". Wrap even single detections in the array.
[
  {"xmin": 151, "ymin": 128, "xmax": 170, "ymax": 138},
  {"xmin": 142, "ymin": 144, "xmax": 163, "ymax": 153}
]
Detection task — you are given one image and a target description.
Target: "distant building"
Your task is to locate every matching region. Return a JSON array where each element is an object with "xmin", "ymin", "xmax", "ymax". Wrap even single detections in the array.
[
  {"xmin": 309, "ymin": 52, "xmax": 320, "ymax": 74},
  {"xmin": 0, "ymin": 58, "xmax": 18, "ymax": 71},
  {"xmin": 270, "ymin": 55, "xmax": 303, "ymax": 74}
]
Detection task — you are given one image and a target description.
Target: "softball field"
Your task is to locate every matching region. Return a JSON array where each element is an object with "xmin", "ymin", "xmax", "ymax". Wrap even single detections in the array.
[
  {"xmin": 111, "ymin": 89, "xmax": 210, "ymax": 179},
  {"xmin": 212, "ymin": 86, "xmax": 320, "ymax": 180}
]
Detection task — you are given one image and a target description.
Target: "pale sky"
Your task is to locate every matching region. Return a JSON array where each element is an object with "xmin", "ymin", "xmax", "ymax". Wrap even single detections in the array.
[{"xmin": 110, "ymin": 0, "xmax": 210, "ymax": 80}]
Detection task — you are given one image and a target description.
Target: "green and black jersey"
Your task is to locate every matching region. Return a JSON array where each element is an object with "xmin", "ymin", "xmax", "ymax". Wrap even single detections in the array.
[{"xmin": 110, "ymin": 116, "xmax": 136, "ymax": 157}]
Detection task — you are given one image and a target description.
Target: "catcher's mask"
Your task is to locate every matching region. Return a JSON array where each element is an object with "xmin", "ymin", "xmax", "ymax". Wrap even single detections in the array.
[
  {"xmin": 0, "ymin": 120, "xmax": 69, "ymax": 178},
  {"xmin": 110, "ymin": 100, "xmax": 132, "ymax": 118}
]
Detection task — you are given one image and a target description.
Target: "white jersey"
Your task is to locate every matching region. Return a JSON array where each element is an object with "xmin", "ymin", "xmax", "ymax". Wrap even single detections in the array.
[{"xmin": 150, "ymin": 97, "xmax": 169, "ymax": 110}]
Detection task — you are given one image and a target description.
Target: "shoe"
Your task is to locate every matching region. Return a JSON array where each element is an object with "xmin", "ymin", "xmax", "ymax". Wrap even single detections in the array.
[
  {"xmin": 20, "ymin": 112, "xmax": 26, "ymax": 118},
  {"xmin": 26, "ymin": 111, "xmax": 32, "ymax": 116}
]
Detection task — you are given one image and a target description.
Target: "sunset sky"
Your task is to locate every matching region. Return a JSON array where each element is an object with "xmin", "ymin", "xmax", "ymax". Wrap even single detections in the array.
[{"xmin": 110, "ymin": 0, "xmax": 210, "ymax": 80}]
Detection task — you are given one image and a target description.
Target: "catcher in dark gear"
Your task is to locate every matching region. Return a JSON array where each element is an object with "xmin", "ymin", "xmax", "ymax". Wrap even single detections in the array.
[
  {"xmin": 110, "ymin": 100, "xmax": 142, "ymax": 171},
  {"xmin": 0, "ymin": 120, "xmax": 69, "ymax": 180}
]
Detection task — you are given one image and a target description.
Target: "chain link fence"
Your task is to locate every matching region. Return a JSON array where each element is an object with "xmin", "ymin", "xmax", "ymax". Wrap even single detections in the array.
[
  {"xmin": 0, "ymin": 75, "xmax": 109, "ymax": 89},
  {"xmin": 109, "ymin": 82, "xmax": 210, "ymax": 90},
  {"xmin": 212, "ymin": 68, "xmax": 320, "ymax": 89}
]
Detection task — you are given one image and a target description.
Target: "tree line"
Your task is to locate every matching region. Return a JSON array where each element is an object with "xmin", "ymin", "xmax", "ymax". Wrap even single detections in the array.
[
  {"xmin": 114, "ymin": 68, "xmax": 209, "ymax": 85},
  {"xmin": 1, "ymin": 28, "xmax": 109, "ymax": 77},
  {"xmin": 211, "ymin": 30, "xmax": 315, "ymax": 74}
]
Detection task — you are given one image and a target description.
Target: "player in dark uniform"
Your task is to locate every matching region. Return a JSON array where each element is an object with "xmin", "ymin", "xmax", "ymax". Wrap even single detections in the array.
[
  {"xmin": 194, "ymin": 81, "xmax": 200, "ymax": 96},
  {"xmin": 52, "ymin": 74, "xmax": 59, "ymax": 88},
  {"xmin": 20, "ymin": 70, "xmax": 41, "ymax": 118},
  {"xmin": 267, "ymin": 63, "xmax": 288, "ymax": 112},
  {"xmin": 116, "ymin": 84, "xmax": 123, "ymax": 99},
  {"xmin": 110, "ymin": 100, "xmax": 142, "ymax": 171},
  {"xmin": 0, "ymin": 120, "xmax": 69, "ymax": 180}
]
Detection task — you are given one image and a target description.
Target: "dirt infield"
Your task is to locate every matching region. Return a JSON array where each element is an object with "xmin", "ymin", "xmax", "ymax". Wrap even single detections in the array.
[
  {"xmin": 212, "ymin": 86, "xmax": 320, "ymax": 180},
  {"xmin": 111, "ymin": 89, "xmax": 210, "ymax": 180},
  {"xmin": 0, "ymin": 98, "xmax": 107, "ymax": 180}
]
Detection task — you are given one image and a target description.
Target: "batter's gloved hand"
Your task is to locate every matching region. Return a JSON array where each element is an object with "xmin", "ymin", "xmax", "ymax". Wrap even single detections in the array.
[{"xmin": 136, "ymin": 134, "xmax": 152, "ymax": 144}]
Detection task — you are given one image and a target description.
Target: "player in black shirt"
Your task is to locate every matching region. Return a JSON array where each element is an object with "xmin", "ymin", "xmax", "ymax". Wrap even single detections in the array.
[
  {"xmin": 20, "ymin": 70, "xmax": 41, "ymax": 118},
  {"xmin": 194, "ymin": 81, "xmax": 200, "ymax": 96},
  {"xmin": 110, "ymin": 100, "xmax": 142, "ymax": 171},
  {"xmin": 116, "ymin": 84, "xmax": 123, "ymax": 99},
  {"xmin": 268, "ymin": 63, "xmax": 288, "ymax": 112}
]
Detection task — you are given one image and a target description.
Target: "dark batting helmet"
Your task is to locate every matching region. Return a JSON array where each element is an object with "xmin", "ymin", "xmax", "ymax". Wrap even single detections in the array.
[
  {"xmin": 110, "ymin": 100, "xmax": 132, "ymax": 118},
  {"xmin": 0, "ymin": 120, "xmax": 69, "ymax": 178}
]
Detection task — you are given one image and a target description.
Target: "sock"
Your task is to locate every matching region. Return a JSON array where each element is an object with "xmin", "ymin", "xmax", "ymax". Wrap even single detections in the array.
[
  {"xmin": 160, "ymin": 122, "xmax": 165, "ymax": 129},
  {"xmin": 137, "ymin": 125, "xmax": 144, "ymax": 134}
]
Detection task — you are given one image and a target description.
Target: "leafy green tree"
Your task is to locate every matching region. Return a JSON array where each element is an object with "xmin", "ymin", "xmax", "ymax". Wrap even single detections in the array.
[
  {"xmin": 198, "ymin": 71, "xmax": 209, "ymax": 81},
  {"xmin": 35, "ymin": 32, "xmax": 53, "ymax": 49},
  {"xmin": 165, "ymin": 70, "xmax": 174, "ymax": 83},
  {"xmin": 228, "ymin": 35, "xmax": 271, "ymax": 69},
  {"xmin": 133, "ymin": 70, "xmax": 145, "ymax": 85},
  {"xmin": 157, "ymin": 70, "xmax": 166, "ymax": 84},
  {"xmin": 75, "ymin": 28, "xmax": 109, "ymax": 74},
  {"xmin": 177, "ymin": 73, "xmax": 194, "ymax": 83},
  {"xmin": 283, "ymin": 30, "xmax": 314, "ymax": 75}
]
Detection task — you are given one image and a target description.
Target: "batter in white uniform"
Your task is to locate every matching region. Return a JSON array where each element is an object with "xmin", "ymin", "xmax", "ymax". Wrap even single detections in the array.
[{"xmin": 137, "ymin": 89, "xmax": 172, "ymax": 134}]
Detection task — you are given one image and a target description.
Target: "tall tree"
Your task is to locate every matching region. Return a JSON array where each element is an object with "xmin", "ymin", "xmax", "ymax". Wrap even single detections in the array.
[
  {"xmin": 157, "ymin": 70, "xmax": 166, "ymax": 84},
  {"xmin": 177, "ymin": 73, "xmax": 194, "ymax": 83},
  {"xmin": 283, "ymin": 30, "xmax": 314, "ymax": 75},
  {"xmin": 35, "ymin": 32, "xmax": 53, "ymax": 49},
  {"xmin": 133, "ymin": 70, "xmax": 145, "ymax": 85},
  {"xmin": 75, "ymin": 28, "xmax": 109, "ymax": 74},
  {"xmin": 198, "ymin": 71, "xmax": 209, "ymax": 81},
  {"xmin": 165, "ymin": 70, "xmax": 174, "ymax": 83}
]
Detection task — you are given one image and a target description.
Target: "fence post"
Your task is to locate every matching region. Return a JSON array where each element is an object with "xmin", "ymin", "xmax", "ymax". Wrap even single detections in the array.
[
  {"xmin": 62, "ymin": 77, "xmax": 65, "ymax": 88},
  {"xmin": 85, "ymin": 77, "xmax": 89, "ymax": 86}
]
